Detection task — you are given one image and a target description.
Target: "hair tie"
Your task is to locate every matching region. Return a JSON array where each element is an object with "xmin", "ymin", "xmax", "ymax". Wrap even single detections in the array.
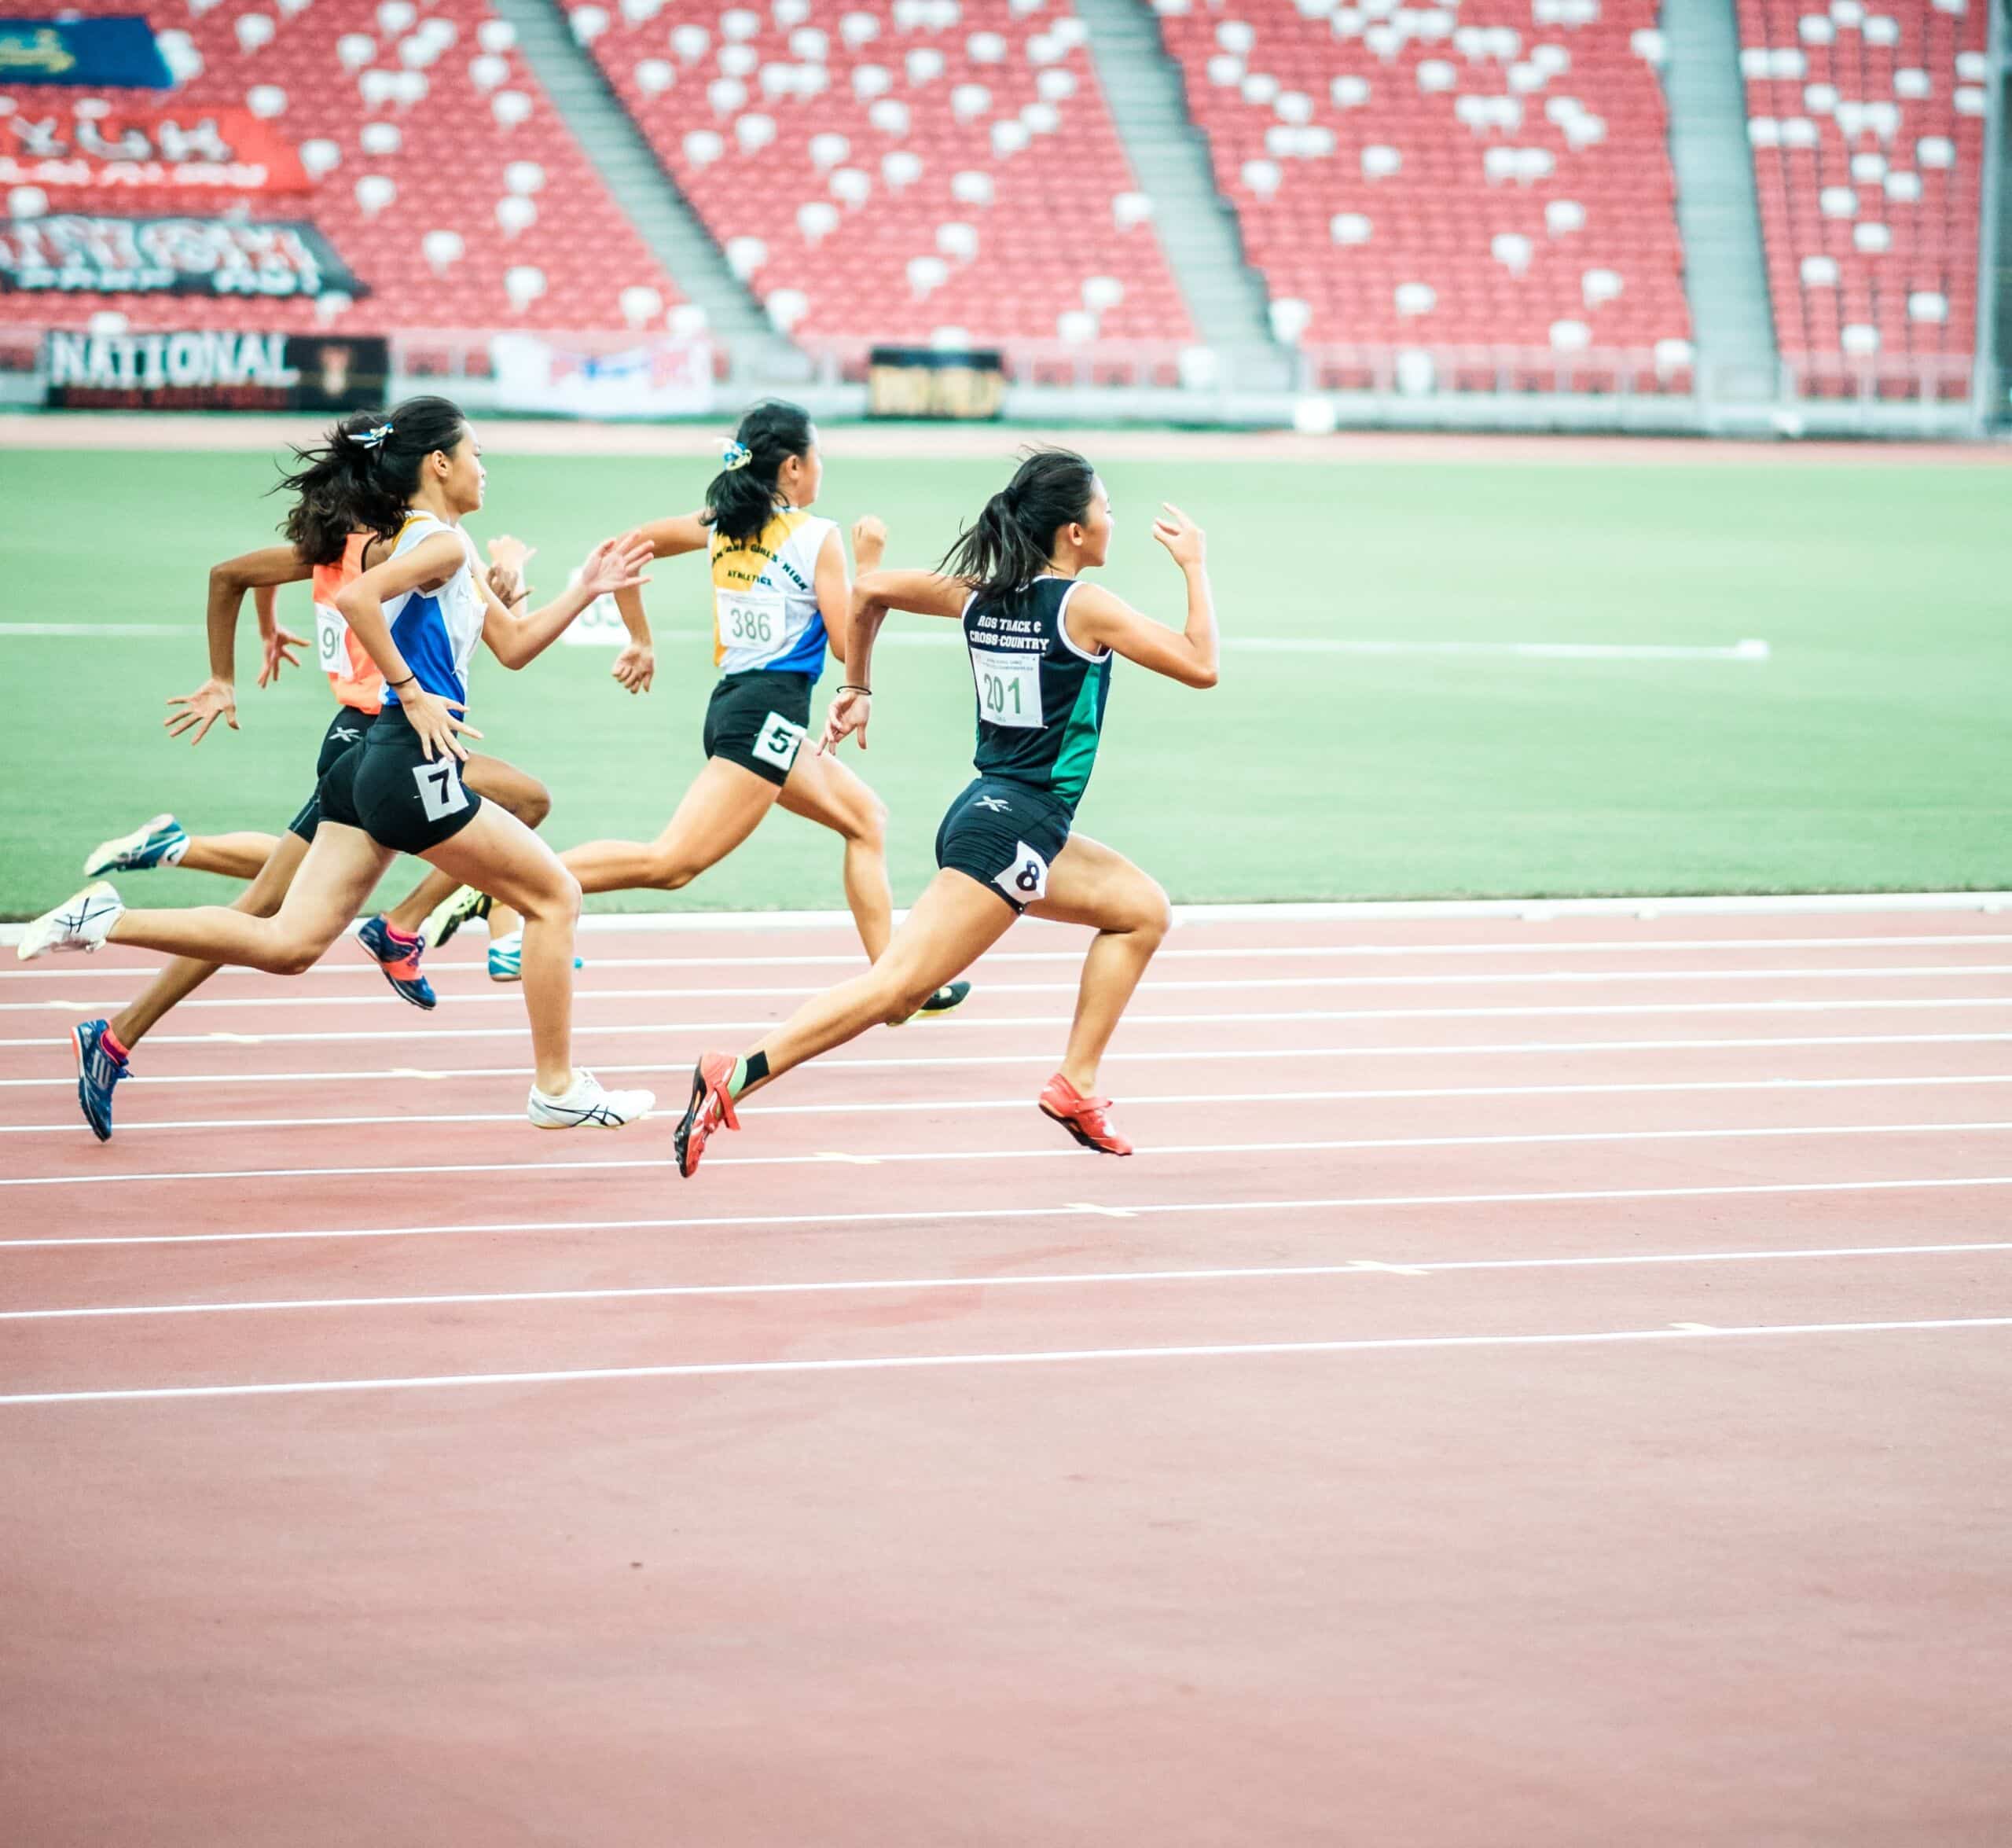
[
  {"xmin": 348, "ymin": 422, "xmax": 394, "ymax": 451},
  {"xmin": 721, "ymin": 438, "xmax": 752, "ymax": 472}
]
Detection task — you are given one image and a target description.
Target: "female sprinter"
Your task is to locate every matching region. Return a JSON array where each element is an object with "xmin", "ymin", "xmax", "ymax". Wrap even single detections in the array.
[
  {"xmin": 57, "ymin": 495, "xmax": 567, "ymax": 1138},
  {"xmin": 670, "ymin": 447, "xmax": 1218, "ymax": 1175},
  {"xmin": 21, "ymin": 397, "xmax": 657, "ymax": 1130},
  {"xmin": 538, "ymin": 400, "xmax": 971, "ymax": 1019}
]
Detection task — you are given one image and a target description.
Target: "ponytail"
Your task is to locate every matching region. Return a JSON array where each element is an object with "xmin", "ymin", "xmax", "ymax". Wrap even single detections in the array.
[
  {"xmin": 276, "ymin": 395, "xmax": 468, "ymax": 564},
  {"xmin": 940, "ymin": 448, "xmax": 1096, "ymax": 604},
  {"xmin": 704, "ymin": 398, "xmax": 815, "ymax": 545}
]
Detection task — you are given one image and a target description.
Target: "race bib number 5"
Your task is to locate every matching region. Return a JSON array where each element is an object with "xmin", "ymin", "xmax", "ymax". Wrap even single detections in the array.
[
  {"xmin": 719, "ymin": 588, "xmax": 785, "ymax": 652},
  {"xmin": 971, "ymin": 647, "xmax": 1041, "ymax": 729},
  {"xmin": 752, "ymin": 711, "xmax": 806, "ymax": 773},
  {"xmin": 995, "ymin": 840, "xmax": 1050, "ymax": 905},
  {"xmin": 314, "ymin": 601, "xmax": 350, "ymax": 676},
  {"xmin": 411, "ymin": 757, "xmax": 470, "ymax": 822}
]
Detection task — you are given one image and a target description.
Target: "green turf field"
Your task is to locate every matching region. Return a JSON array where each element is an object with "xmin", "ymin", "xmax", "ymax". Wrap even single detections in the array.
[{"xmin": 1, "ymin": 441, "xmax": 2005, "ymax": 917}]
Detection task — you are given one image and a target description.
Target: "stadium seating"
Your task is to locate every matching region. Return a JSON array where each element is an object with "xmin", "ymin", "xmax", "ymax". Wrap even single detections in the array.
[
  {"xmin": 0, "ymin": 0, "xmax": 683, "ymax": 334},
  {"xmin": 1738, "ymin": 0, "xmax": 1983, "ymax": 395},
  {"xmin": 574, "ymin": 0, "xmax": 1193, "ymax": 360},
  {"xmin": 1151, "ymin": 0, "xmax": 1693, "ymax": 388}
]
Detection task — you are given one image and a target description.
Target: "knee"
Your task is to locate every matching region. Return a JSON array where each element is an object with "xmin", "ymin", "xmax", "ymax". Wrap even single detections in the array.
[
  {"xmin": 854, "ymin": 793, "xmax": 889, "ymax": 847},
  {"xmin": 646, "ymin": 856, "xmax": 696, "ymax": 891},
  {"xmin": 269, "ymin": 932, "xmax": 328, "ymax": 977},
  {"xmin": 512, "ymin": 781, "xmax": 553, "ymax": 830},
  {"xmin": 532, "ymin": 869, "xmax": 583, "ymax": 924},
  {"xmin": 879, "ymin": 968, "xmax": 938, "ymax": 1025},
  {"xmin": 1129, "ymin": 881, "xmax": 1173, "ymax": 946}
]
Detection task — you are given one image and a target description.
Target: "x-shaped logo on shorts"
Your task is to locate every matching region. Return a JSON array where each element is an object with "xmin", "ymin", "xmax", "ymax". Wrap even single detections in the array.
[{"xmin": 975, "ymin": 795, "xmax": 1012, "ymax": 814}]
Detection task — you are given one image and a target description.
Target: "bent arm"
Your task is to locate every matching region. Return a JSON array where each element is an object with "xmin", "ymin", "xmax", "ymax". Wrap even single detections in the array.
[
  {"xmin": 845, "ymin": 567, "xmax": 967, "ymax": 688},
  {"xmin": 205, "ymin": 545, "xmax": 310, "ymax": 682},
  {"xmin": 1065, "ymin": 573, "xmax": 1218, "ymax": 689},
  {"xmin": 333, "ymin": 531, "xmax": 466, "ymax": 691},
  {"xmin": 479, "ymin": 568, "xmax": 604, "ymax": 670}
]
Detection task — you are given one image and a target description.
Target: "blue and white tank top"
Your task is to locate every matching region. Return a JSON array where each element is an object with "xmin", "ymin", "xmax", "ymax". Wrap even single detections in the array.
[
  {"xmin": 378, "ymin": 511, "xmax": 486, "ymax": 710},
  {"xmin": 710, "ymin": 508, "xmax": 835, "ymax": 678}
]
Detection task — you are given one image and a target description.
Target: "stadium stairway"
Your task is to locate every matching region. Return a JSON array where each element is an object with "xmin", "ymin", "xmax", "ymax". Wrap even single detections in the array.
[
  {"xmin": 486, "ymin": 0, "xmax": 806, "ymax": 372},
  {"xmin": 1072, "ymin": 0, "xmax": 1291, "ymax": 384},
  {"xmin": 1661, "ymin": 0, "xmax": 1780, "ymax": 406}
]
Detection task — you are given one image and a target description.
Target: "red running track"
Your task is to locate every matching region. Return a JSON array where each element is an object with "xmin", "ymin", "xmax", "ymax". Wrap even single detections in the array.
[{"xmin": 2, "ymin": 904, "xmax": 2010, "ymax": 1844}]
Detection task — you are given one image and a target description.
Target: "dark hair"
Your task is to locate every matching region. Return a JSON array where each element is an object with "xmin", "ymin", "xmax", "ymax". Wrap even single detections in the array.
[
  {"xmin": 941, "ymin": 448, "xmax": 1096, "ymax": 604},
  {"xmin": 276, "ymin": 395, "xmax": 469, "ymax": 565},
  {"xmin": 705, "ymin": 399, "xmax": 815, "ymax": 544}
]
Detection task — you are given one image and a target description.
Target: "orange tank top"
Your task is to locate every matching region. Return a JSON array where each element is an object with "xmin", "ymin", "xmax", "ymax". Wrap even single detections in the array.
[{"xmin": 312, "ymin": 533, "xmax": 382, "ymax": 715}]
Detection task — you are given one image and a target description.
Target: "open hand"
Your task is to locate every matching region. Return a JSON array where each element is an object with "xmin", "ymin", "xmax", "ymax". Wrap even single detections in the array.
[
  {"xmin": 402, "ymin": 686, "xmax": 481, "ymax": 762},
  {"xmin": 818, "ymin": 687, "xmax": 871, "ymax": 754},
  {"xmin": 256, "ymin": 623, "xmax": 309, "ymax": 689},
  {"xmin": 611, "ymin": 641, "xmax": 655, "ymax": 695},
  {"xmin": 1151, "ymin": 502, "xmax": 1206, "ymax": 568},
  {"xmin": 578, "ymin": 535, "xmax": 653, "ymax": 601},
  {"xmin": 164, "ymin": 677, "xmax": 238, "ymax": 746}
]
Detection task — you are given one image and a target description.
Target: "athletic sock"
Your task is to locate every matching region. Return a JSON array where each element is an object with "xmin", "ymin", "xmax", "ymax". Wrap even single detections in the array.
[
  {"xmin": 382, "ymin": 922, "xmax": 420, "ymax": 947},
  {"xmin": 101, "ymin": 1026, "xmax": 131, "ymax": 1064},
  {"xmin": 728, "ymin": 1050, "xmax": 769, "ymax": 1098}
]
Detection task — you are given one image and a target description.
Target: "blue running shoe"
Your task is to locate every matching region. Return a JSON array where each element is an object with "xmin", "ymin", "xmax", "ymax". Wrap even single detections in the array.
[
  {"xmin": 84, "ymin": 813, "xmax": 189, "ymax": 877},
  {"xmin": 72, "ymin": 1018, "xmax": 129, "ymax": 1142},
  {"xmin": 357, "ymin": 914, "xmax": 436, "ymax": 1010},
  {"xmin": 486, "ymin": 931, "xmax": 582, "ymax": 982}
]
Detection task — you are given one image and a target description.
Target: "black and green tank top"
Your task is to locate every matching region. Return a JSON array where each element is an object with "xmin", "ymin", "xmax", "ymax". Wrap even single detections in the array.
[{"xmin": 963, "ymin": 575, "xmax": 1112, "ymax": 817}]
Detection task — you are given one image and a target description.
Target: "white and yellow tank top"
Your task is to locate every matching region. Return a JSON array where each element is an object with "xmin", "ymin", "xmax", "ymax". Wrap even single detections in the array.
[{"xmin": 710, "ymin": 507, "xmax": 835, "ymax": 676}]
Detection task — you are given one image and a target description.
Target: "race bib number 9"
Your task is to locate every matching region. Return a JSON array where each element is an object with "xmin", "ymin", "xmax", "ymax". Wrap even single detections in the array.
[
  {"xmin": 718, "ymin": 588, "xmax": 786, "ymax": 652},
  {"xmin": 995, "ymin": 840, "xmax": 1050, "ymax": 906},
  {"xmin": 411, "ymin": 757, "xmax": 470, "ymax": 823},
  {"xmin": 314, "ymin": 601, "xmax": 350, "ymax": 676},
  {"xmin": 972, "ymin": 648, "xmax": 1041, "ymax": 729}
]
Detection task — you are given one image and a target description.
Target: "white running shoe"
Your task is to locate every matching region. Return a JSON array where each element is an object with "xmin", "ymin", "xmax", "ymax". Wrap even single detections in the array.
[
  {"xmin": 18, "ymin": 881, "xmax": 126, "ymax": 961},
  {"xmin": 423, "ymin": 882, "xmax": 489, "ymax": 950},
  {"xmin": 84, "ymin": 813, "xmax": 189, "ymax": 876},
  {"xmin": 527, "ymin": 1068, "xmax": 655, "ymax": 1129}
]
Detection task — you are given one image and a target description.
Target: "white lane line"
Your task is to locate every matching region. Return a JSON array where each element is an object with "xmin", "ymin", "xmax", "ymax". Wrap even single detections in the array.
[
  {"xmin": 4, "ymin": 934, "xmax": 2007, "ymax": 983},
  {"xmin": 6, "ymin": 1175, "xmax": 2006, "ymax": 1251},
  {"xmin": 13, "ymin": 1237, "xmax": 2011, "ymax": 1324},
  {"xmin": 5, "ymin": 1120, "xmax": 2010, "ymax": 1190},
  {"xmin": 6, "ymin": 995, "xmax": 2009, "ymax": 1051},
  {"xmin": 9, "ymin": 962, "xmax": 2010, "ymax": 1015},
  {"xmin": 4, "ymin": 1031, "xmax": 2009, "ymax": 1091},
  {"xmin": 6, "ymin": 1315, "xmax": 2008, "ymax": 1408},
  {"xmin": 7, "ymin": 1073, "xmax": 2012, "ymax": 1139}
]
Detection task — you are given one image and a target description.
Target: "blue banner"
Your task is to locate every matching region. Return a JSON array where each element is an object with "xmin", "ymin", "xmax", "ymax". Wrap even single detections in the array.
[{"xmin": 0, "ymin": 17, "xmax": 174, "ymax": 88}]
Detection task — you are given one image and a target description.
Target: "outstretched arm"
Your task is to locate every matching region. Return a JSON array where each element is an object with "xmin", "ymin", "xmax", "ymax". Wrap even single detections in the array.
[
  {"xmin": 820, "ymin": 568, "xmax": 968, "ymax": 753},
  {"xmin": 607, "ymin": 509, "xmax": 709, "ymax": 694},
  {"xmin": 1064, "ymin": 505, "xmax": 1218, "ymax": 689},
  {"xmin": 813, "ymin": 515, "xmax": 887, "ymax": 666},
  {"xmin": 166, "ymin": 544, "xmax": 314, "ymax": 745},
  {"xmin": 478, "ymin": 535, "xmax": 653, "ymax": 671}
]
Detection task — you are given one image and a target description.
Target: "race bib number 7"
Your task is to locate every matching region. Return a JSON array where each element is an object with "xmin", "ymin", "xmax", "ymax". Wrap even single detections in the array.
[
  {"xmin": 411, "ymin": 757, "xmax": 470, "ymax": 823},
  {"xmin": 314, "ymin": 601, "xmax": 350, "ymax": 676},
  {"xmin": 971, "ymin": 647, "xmax": 1041, "ymax": 729}
]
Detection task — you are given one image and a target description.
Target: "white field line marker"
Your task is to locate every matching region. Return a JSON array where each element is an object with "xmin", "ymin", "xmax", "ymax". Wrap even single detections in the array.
[
  {"xmin": 4, "ymin": 1031, "xmax": 2010, "ymax": 1092},
  {"xmin": 4, "ymin": 1119, "xmax": 2010, "ymax": 1191},
  {"xmin": 13, "ymin": 1237, "xmax": 2012, "ymax": 1324},
  {"xmin": 8, "ymin": 1073, "xmax": 2012, "ymax": 1139},
  {"xmin": 5, "ymin": 1174, "xmax": 2006, "ymax": 1252},
  {"xmin": 7, "ymin": 1316, "xmax": 2010, "ymax": 1409},
  {"xmin": 5, "ymin": 934, "xmax": 2009, "ymax": 984},
  {"xmin": 6, "ymin": 995, "xmax": 2010, "ymax": 1052},
  {"xmin": 9, "ymin": 962, "xmax": 2009, "ymax": 1016}
]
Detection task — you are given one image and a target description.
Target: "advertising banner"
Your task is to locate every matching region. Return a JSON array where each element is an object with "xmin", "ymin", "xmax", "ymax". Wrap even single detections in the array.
[
  {"xmin": 867, "ymin": 345, "xmax": 1006, "ymax": 421},
  {"xmin": 0, "ymin": 215, "xmax": 364, "ymax": 298},
  {"xmin": 1, "ymin": 107, "xmax": 310, "ymax": 193},
  {"xmin": 489, "ymin": 332, "xmax": 714, "ymax": 419},
  {"xmin": 44, "ymin": 329, "xmax": 389, "ymax": 411},
  {"xmin": 0, "ymin": 17, "xmax": 174, "ymax": 88}
]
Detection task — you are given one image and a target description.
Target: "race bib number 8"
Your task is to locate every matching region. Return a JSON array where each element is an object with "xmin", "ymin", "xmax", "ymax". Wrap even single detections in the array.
[
  {"xmin": 994, "ymin": 840, "xmax": 1050, "ymax": 906},
  {"xmin": 411, "ymin": 757, "xmax": 471, "ymax": 823},
  {"xmin": 971, "ymin": 648, "xmax": 1041, "ymax": 730},
  {"xmin": 752, "ymin": 711, "xmax": 806, "ymax": 773},
  {"xmin": 718, "ymin": 588, "xmax": 786, "ymax": 652},
  {"xmin": 314, "ymin": 601, "xmax": 350, "ymax": 676}
]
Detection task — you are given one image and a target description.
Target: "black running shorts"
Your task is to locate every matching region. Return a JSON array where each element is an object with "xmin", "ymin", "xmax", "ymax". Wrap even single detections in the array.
[
  {"xmin": 287, "ymin": 706, "xmax": 379, "ymax": 843},
  {"xmin": 703, "ymin": 669, "xmax": 813, "ymax": 788},
  {"xmin": 315, "ymin": 704, "xmax": 484, "ymax": 856},
  {"xmin": 934, "ymin": 776, "xmax": 1073, "ymax": 914}
]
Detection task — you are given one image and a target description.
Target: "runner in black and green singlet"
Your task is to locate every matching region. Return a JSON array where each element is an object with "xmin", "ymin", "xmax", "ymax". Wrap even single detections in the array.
[{"xmin": 673, "ymin": 447, "xmax": 1222, "ymax": 1175}]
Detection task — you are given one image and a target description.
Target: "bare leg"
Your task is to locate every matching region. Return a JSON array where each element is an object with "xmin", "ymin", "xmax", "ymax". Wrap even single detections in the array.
[
  {"xmin": 111, "ymin": 831, "xmax": 310, "ymax": 1049},
  {"xmin": 776, "ymin": 748, "xmax": 894, "ymax": 961},
  {"xmin": 106, "ymin": 825, "xmax": 395, "ymax": 975},
  {"xmin": 178, "ymin": 832, "xmax": 282, "ymax": 880},
  {"xmin": 739, "ymin": 871, "xmax": 1015, "ymax": 1097},
  {"xmin": 419, "ymin": 804, "xmax": 581, "ymax": 1093},
  {"xmin": 1026, "ymin": 834, "xmax": 1172, "ymax": 1096},
  {"xmin": 562, "ymin": 757, "xmax": 777, "ymax": 896},
  {"xmin": 384, "ymin": 754, "xmax": 553, "ymax": 938}
]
